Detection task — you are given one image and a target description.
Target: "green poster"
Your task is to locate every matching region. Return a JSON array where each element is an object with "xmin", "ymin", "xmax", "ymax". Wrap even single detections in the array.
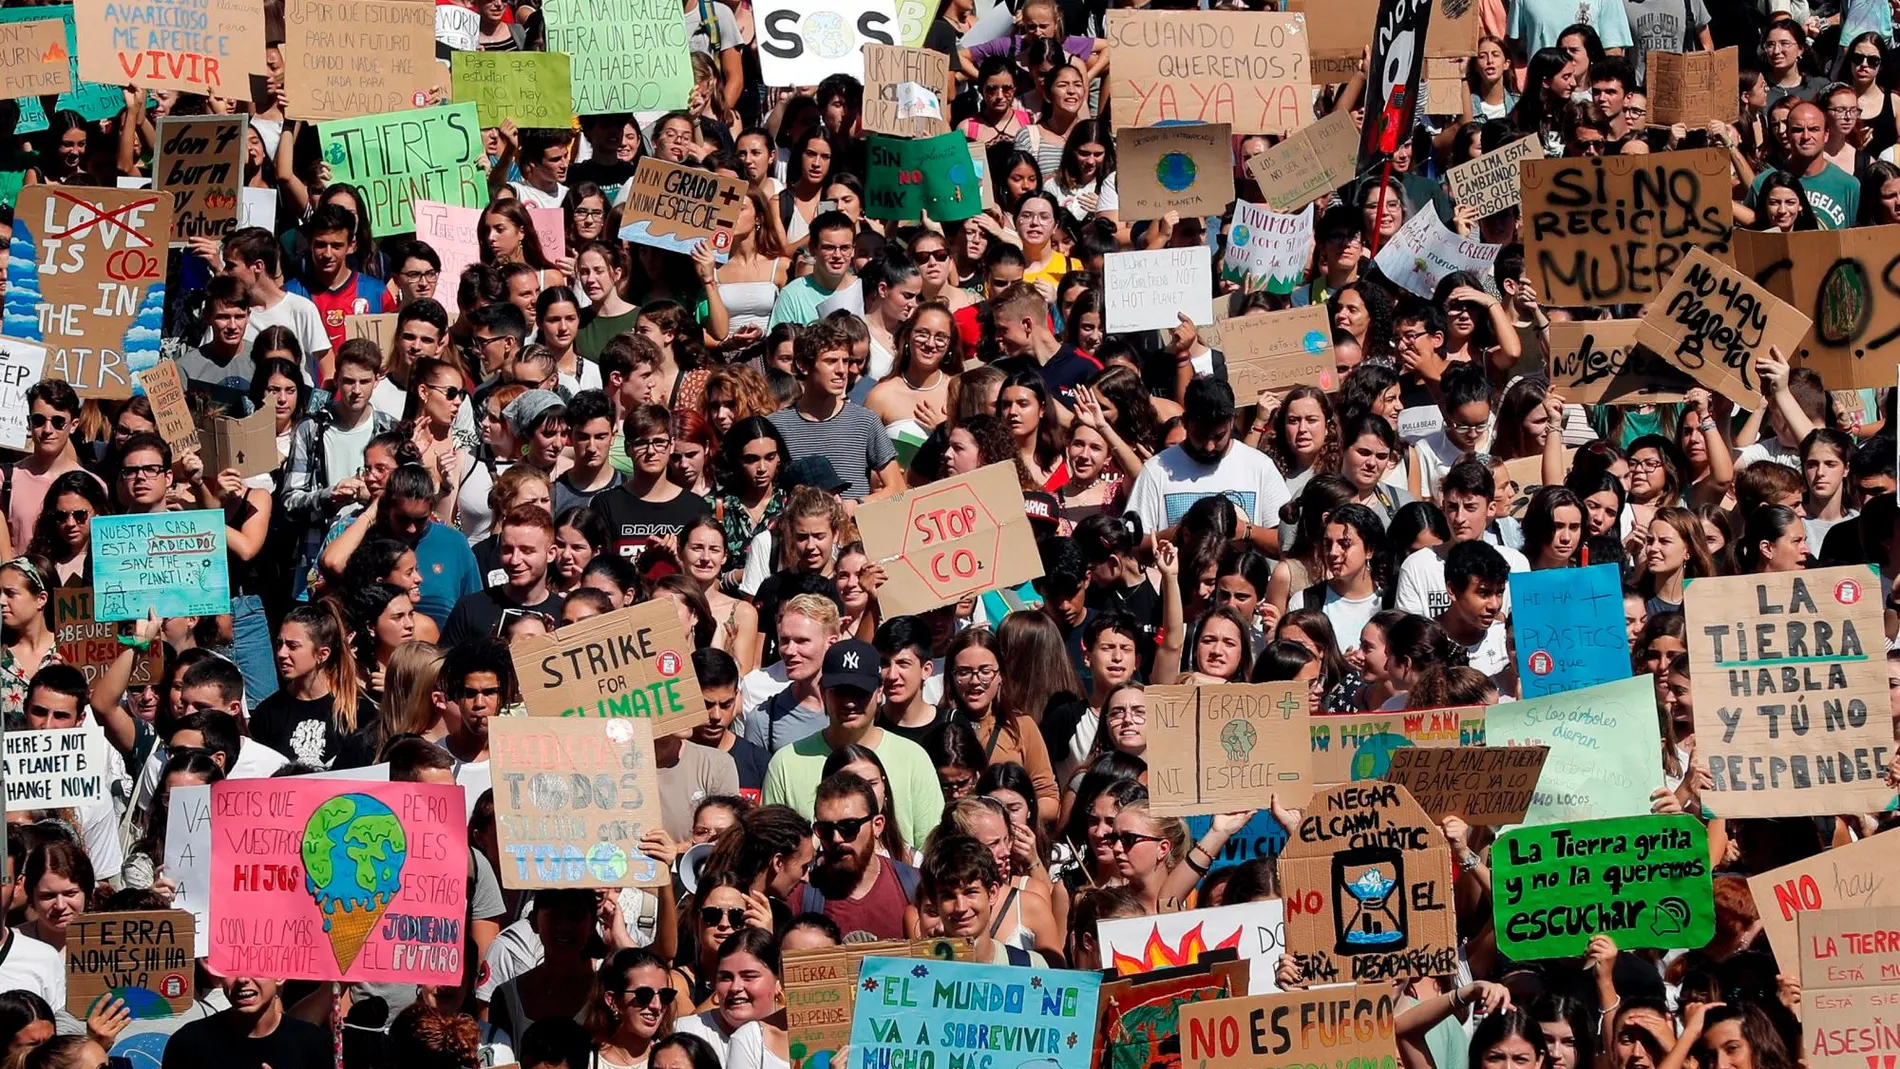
[
  {"xmin": 1493, "ymin": 814, "xmax": 1714, "ymax": 961},
  {"xmin": 451, "ymin": 52, "xmax": 575, "ymax": 130},
  {"xmin": 866, "ymin": 133, "xmax": 983, "ymax": 223},
  {"xmin": 318, "ymin": 103, "xmax": 485, "ymax": 236},
  {"xmin": 544, "ymin": 0, "xmax": 691, "ymax": 115},
  {"xmin": 1483, "ymin": 675, "xmax": 1665, "ymax": 824}
]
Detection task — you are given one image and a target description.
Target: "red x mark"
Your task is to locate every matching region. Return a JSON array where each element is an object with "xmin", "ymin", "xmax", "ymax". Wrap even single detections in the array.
[{"xmin": 44, "ymin": 189, "xmax": 157, "ymax": 249}]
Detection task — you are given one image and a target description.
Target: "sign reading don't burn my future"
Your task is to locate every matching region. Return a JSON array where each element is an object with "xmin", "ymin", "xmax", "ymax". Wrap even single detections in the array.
[{"xmin": 510, "ymin": 600, "xmax": 705, "ymax": 735}]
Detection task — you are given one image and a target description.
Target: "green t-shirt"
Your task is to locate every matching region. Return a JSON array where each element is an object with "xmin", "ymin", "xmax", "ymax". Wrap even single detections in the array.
[
  {"xmin": 1750, "ymin": 164, "xmax": 1859, "ymax": 230},
  {"xmin": 760, "ymin": 728, "xmax": 946, "ymax": 850},
  {"xmin": 575, "ymin": 306, "xmax": 642, "ymax": 362}
]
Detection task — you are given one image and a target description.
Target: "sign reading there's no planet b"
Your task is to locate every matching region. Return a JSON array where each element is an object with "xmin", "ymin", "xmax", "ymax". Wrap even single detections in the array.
[{"xmin": 1116, "ymin": 123, "xmax": 1234, "ymax": 220}]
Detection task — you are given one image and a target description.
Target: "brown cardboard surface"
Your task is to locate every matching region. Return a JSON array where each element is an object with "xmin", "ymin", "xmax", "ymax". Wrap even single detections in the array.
[
  {"xmin": 620, "ymin": 157, "xmax": 746, "ymax": 258},
  {"xmin": 1287, "ymin": 0, "xmax": 1477, "ymax": 82},
  {"xmin": 1219, "ymin": 306, "xmax": 1337, "ymax": 400},
  {"xmin": 1798, "ymin": 907, "xmax": 1900, "ymax": 1068},
  {"xmin": 856, "ymin": 460, "xmax": 1043, "ymax": 616},
  {"xmin": 283, "ymin": 0, "xmax": 438, "ymax": 121},
  {"xmin": 1732, "ymin": 226, "xmax": 1900, "ymax": 390},
  {"xmin": 1308, "ymin": 707, "xmax": 1485, "ymax": 784},
  {"xmin": 54, "ymin": 588, "xmax": 160, "ymax": 686},
  {"xmin": 198, "ymin": 407, "xmax": 278, "ymax": 480},
  {"xmin": 156, "ymin": 115, "xmax": 246, "ymax": 247},
  {"xmin": 1546, "ymin": 319, "xmax": 1695, "ymax": 405},
  {"xmin": 344, "ymin": 313, "xmax": 398, "ymax": 351},
  {"xmin": 1244, "ymin": 108, "xmax": 1358, "ymax": 212},
  {"xmin": 1748, "ymin": 834, "xmax": 1900, "ymax": 972},
  {"xmin": 488, "ymin": 716, "xmax": 671, "ymax": 889},
  {"xmin": 785, "ymin": 939, "xmax": 972, "ymax": 1069},
  {"xmin": 16, "ymin": 186, "xmax": 172, "ymax": 399},
  {"xmin": 1635, "ymin": 245, "xmax": 1808, "ymax": 410},
  {"xmin": 1444, "ymin": 135, "xmax": 1540, "ymax": 220},
  {"xmin": 1648, "ymin": 49, "xmax": 1740, "ymax": 128},
  {"xmin": 1382, "ymin": 745, "xmax": 1547, "ymax": 825},
  {"xmin": 1105, "ymin": 12, "xmax": 1311, "ymax": 133},
  {"xmin": 510, "ymin": 600, "xmax": 706, "ymax": 735},
  {"xmin": 0, "ymin": 18, "xmax": 72, "ymax": 100},
  {"xmin": 861, "ymin": 46, "xmax": 953, "ymax": 137},
  {"xmin": 1684, "ymin": 566, "xmax": 1893, "ymax": 819},
  {"xmin": 1144, "ymin": 683, "xmax": 1313, "ymax": 817},
  {"xmin": 65, "ymin": 910, "xmax": 195, "ymax": 1018},
  {"xmin": 1179, "ymin": 984, "xmax": 1398, "ymax": 1069},
  {"xmin": 1116, "ymin": 123, "xmax": 1236, "ymax": 220},
  {"xmin": 76, "ymin": 0, "xmax": 265, "ymax": 96},
  {"xmin": 136, "ymin": 358, "xmax": 198, "ymax": 451}
]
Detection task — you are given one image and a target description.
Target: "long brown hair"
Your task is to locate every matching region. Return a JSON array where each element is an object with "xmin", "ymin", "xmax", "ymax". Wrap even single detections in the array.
[
  {"xmin": 284, "ymin": 600, "xmax": 363, "ymax": 733},
  {"xmin": 995, "ymin": 612, "xmax": 1085, "ymax": 722}
]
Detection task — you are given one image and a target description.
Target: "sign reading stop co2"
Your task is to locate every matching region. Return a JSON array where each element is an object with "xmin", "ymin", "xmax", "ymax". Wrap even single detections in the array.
[{"xmin": 858, "ymin": 461, "xmax": 1044, "ymax": 616}]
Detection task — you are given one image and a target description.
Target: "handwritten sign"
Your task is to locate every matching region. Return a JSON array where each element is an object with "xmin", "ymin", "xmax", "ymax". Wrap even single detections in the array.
[
  {"xmin": 1244, "ymin": 108, "xmax": 1357, "ymax": 212},
  {"xmin": 318, "ymin": 104, "xmax": 484, "ymax": 236},
  {"xmin": 1383, "ymin": 745, "xmax": 1547, "ymax": 825},
  {"xmin": 1143, "ymin": 684, "xmax": 1311, "ymax": 817},
  {"xmin": 413, "ymin": 200, "xmax": 481, "ymax": 316},
  {"xmin": 864, "ymin": 132, "xmax": 984, "ymax": 223},
  {"xmin": 1187, "ymin": 810, "xmax": 1289, "ymax": 865},
  {"xmin": 1748, "ymin": 834, "xmax": 1900, "ymax": 972},
  {"xmin": 1509, "ymin": 563, "xmax": 1627, "ymax": 698},
  {"xmin": 1493, "ymin": 815, "xmax": 1713, "ymax": 960},
  {"xmin": 1372, "ymin": 207, "xmax": 1501, "ymax": 299},
  {"xmin": 65, "ymin": 910, "xmax": 195, "ymax": 1019},
  {"xmin": 0, "ymin": 7, "xmax": 121, "ymax": 134},
  {"xmin": 488, "ymin": 716, "xmax": 668, "ymax": 889},
  {"xmin": 1484, "ymin": 675, "xmax": 1665, "ymax": 824},
  {"xmin": 849, "ymin": 957, "xmax": 1101, "ymax": 1069},
  {"xmin": 1103, "ymin": 246, "xmax": 1214, "ymax": 333},
  {"xmin": 134, "ymin": 358, "xmax": 197, "ymax": 452},
  {"xmin": 511, "ymin": 600, "xmax": 705, "ymax": 733},
  {"xmin": 1288, "ymin": 0, "xmax": 1477, "ymax": 82},
  {"xmin": 0, "ymin": 18, "xmax": 72, "ymax": 100},
  {"xmin": 1733, "ymin": 226, "xmax": 1900, "ymax": 391},
  {"xmin": 756, "ymin": 0, "xmax": 899, "ymax": 86},
  {"xmin": 1105, "ymin": 11, "xmax": 1310, "ymax": 133},
  {"xmin": 344, "ymin": 314, "xmax": 398, "ymax": 350},
  {"xmin": 1445, "ymin": 135, "xmax": 1540, "ymax": 220},
  {"xmin": 156, "ymin": 115, "xmax": 246, "ymax": 247},
  {"xmin": 1116, "ymin": 123, "xmax": 1235, "ymax": 220},
  {"xmin": 861, "ymin": 45, "xmax": 952, "ymax": 137},
  {"xmin": 545, "ymin": 0, "xmax": 690, "ymax": 113},
  {"xmin": 1097, "ymin": 900, "xmax": 1285, "ymax": 993},
  {"xmin": 0, "ymin": 337, "xmax": 47, "ymax": 450},
  {"xmin": 1545, "ymin": 320, "xmax": 1694, "ymax": 405},
  {"xmin": 451, "ymin": 51, "xmax": 574, "ymax": 130},
  {"xmin": 1279, "ymin": 783, "xmax": 1457, "ymax": 984},
  {"xmin": 163, "ymin": 785, "xmax": 212, "ymax": 956},
  {"xmin": 1800, "ymin": 907, "xmax": 1900, "ymax": 1069},
  {"xmin": 1648, "ymin": 49, "xmax": 1739, "ymax": 128},
  {"xmin": 90, "ymin": 510, "xmax": 231, "ymax": 622},
  {"xmin": 1180, "ymin": 985, "xmax": 1396, "ymax": 1069},
  {"xmin": 618, "ymin": 157, "xmax": 747, "ymax": 258},
  {"xmin": 1309, "ymin": 707, "xmax": 1485, "ymax": 784},
  {"xmin": 1219, "ymin": 306, "xmax": 1335, "ymax": 401},
  {"xmin": 1684, "ymin": 566, "xmax": 1893, "ymax": 819},
  {"xmin": 1636, "ymin": 246, "xmax": 1807, "ymax": 410},
  {"xmin": 1522, "ymin": 149, "xmax": 1732, "ymax": 307},
  {"xmin": 4, "ymin": 728, "xmax": 110, "ymax": 812},
  {"xmin": 857, "ymin": 461, "xmax": 1042, "ymax": 616},
  {"xmin": 283, "ymin": 0, "xmax": 437, "ymax": 122},
  {"xmin": 1223, "ymin": 202, "xmax": 1312, "ymax": 295},
  {"xmin": 198, "ymin": 406, "xmax": 278, "ymax": 479},
  {"xmin": 76, "ymin": 0, "xmax": 264, "ymax": 95},
  {"xmin": 785, "ymin": 939, "xmax": 971, "ymax": 1069},
  {"xmin": 5, "ymin": 186, "xmax": 171, "ymax": 399},
  {"xmin": 55, "ymin": 588, "xmax": 160, "ymax": 686}
]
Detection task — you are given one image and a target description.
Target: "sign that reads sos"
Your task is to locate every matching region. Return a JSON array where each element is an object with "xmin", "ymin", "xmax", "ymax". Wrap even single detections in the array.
[{"xmin": 756, "ymin": 0, "xmax": 899, "ymax": 86}]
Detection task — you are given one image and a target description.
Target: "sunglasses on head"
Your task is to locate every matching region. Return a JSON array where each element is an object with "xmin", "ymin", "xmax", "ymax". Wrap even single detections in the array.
[
  {"xmin": 618, "ymin": 985, "xmax": 678, "ymax": 1008},
  {"xmin": 699, "ymin": 906, "xmax": 746, "ymax": 928},
  {"xmin": 814, "ymin": 815, "xmax": 873, "ymax": 841}
]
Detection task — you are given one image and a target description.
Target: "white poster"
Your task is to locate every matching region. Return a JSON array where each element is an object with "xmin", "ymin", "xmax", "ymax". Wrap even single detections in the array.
[
  {"xmin": 435, "ymin": 3, "xmax": 479, "ymax": 51},
  {"xmin": 0, "ymin": 337, "xmax": 49, "ymax": 450},
  {"xmin": 1223, "ymin": 202, "xmax": 1312, "ymax": 295},
  {"xmin": 1373, "ymin": 208, "xmax": 1502, "ymax": 299},
  {"xmin": 1096, "ymin": 900, "xmax": 1285, "ymax": 994},
  {"xmin": 4, "ymin": 727, "xmax": 110, "ymax": 812},
  {"xmin": 755, "ymin": 0, "xmax": 901, "ymax": 86},
  {"xmin": 164, "ymin": 784, "xmax": 212, "ymax": 956},
  {"xmin": 238, "ymin": 186, "xmax": 277, "ymax": 231},
  {"xmin": 1103, "ymin": 246, "xmax": 1214, "ymax": 333}
]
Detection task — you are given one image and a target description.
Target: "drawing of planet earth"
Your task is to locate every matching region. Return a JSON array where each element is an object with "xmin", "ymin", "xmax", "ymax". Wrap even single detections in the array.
[
  {"xmin": 302, "ymin": 793, "xmax": 408, "ymax": 971},
  {"xmin": 1156, "ymin": 152, "xmax": 1197, "ymax": 192}
]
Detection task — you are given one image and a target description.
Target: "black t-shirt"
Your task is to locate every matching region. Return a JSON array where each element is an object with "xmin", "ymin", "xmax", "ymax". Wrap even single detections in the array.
[
  {"xmin": 589, "ymin": 485, "xmax": 713, "ymax": 562},
  {"xmin": 727, "ymin": 735, "xmax": 771, "ymax": 795},
  {"xmin": 250, "ymin": 692, "xmax": 370, "ymax": 769},
  {"xmin": 992, "ymin": 345, "xmax": 1104, "ymax": 408},
  {"xmin": 164, "ymin": 1015, "xmax": 332, "ymax": 1069},
  {"xmin": 882, "ymin": 707, "xmax": 949, "ymax": 747},
  {"xmin": 569, "ymin": 157, "xmax": 639, "ymax": 194},
  {"xmin": 440, "ymin": 586, "xmax": 567, "ymax": 648}
]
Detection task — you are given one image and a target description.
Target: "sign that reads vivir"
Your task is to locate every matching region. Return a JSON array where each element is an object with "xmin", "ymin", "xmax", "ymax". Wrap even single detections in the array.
[
  {"xmin": 1105, "ymin": 12, "xmax": 1311, "ymax": 133},
  {"xmin": 510, "ymin": 600, "xmax": 706, "ymax": 735},
  {"xmin": 855, "ymin": 460, "xmax": 1043, "ymax": 616}
]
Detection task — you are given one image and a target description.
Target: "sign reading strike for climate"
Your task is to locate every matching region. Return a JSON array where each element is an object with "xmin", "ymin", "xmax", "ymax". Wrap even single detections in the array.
[{"xmin": 510, "ymin": 600, "xmax": 707, "ymax": 734}]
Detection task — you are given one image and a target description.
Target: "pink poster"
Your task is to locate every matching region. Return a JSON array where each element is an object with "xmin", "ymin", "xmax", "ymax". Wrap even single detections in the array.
[
  {"xmin": 529, "ymin": 206, "xmax": 567, "ymax": 265},
  {"xmin": 207, "ymin": 779, "xmax": 468, "ymax": 984},
  {"xmin": 414, "ymin": 199, "xmax": 482, "ymax": 316}
]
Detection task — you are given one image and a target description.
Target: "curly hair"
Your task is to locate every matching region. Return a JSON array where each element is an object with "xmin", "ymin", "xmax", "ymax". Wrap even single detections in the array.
[
  {"xmin": 1266, "ymin": 385, "xmax": 1342, "ymax": 477},
  {"xmin": 388, "ymin": 1004, "xmax": 481, "ymax": 1069},
  {"xmin": 1330, "ymin": 280, "xmax": 1397, "ymax": 362},
  {"xmin": 703, "ymin": 364, "xmax": 777, "ymax": 435},
  {"xmin": 26, "ymin": 470, "xmax": 108, "ymax": 564},
  {"xmin": 953, "ymin": 413, "xmax": 1034, "ymax": 490},
  {"xmin": 775, "ymin": 486, "xmax": 854, "ymax": 571}
]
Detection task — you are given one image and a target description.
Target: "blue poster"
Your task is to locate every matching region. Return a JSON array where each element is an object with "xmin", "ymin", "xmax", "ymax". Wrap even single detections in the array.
[
  {"xmin": 1509, "ymin": 563, "xmax": 1629, "ymax": 698},
  {"xmin": 91, "ymin": 510, "xmax": 231, "ymax": 621},
  {"xmin": 849, "ymin": 957, "xmax": 1101, "ymax": 1069},
  {"xmin": 0, "ymin": 7, "xmax": 127, "ymax": 135},
  {"xmin": 1186, "ymin": 811, "xmax": 1287, "ymax": 864}
]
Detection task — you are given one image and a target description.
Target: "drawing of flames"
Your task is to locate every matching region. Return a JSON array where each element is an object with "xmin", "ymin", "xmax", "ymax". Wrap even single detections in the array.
[
  {"xmin": 1107, "ymin": 921, "xmax": 1241, "ymax": 974},
  {"xmin": 41, "ymin": 42, "xmax": 67, "ymax": 63}
]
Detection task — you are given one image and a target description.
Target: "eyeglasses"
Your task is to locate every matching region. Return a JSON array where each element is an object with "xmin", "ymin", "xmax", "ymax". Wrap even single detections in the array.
[
  {"xmin": 1396, "ymin": 330, "xmax": 1431, "ymax": 344},
  {"xmin": 629, "ymin": 436, "xmax": 673, "ymax": 453},
  {"xmin": 573, "ymin": 207, "xmax": 606, "ymax": 219},
  {"xmin": 616, "ymin": 986, "xmax": 678, "ymax": 1008},
  {"xmin": 1854, "ymin": 53, "xmax": 1883, "ymax": 66},
  {"xmin": 424, "ymin": 382, "xmax": 466, "ymax": 402},
  {"xmin": 1448, "ymin": 420, "xmax": 1488, "ymax": 435},
  {"xmin": 916, "ymin": 249, "xmax": 950, "ymax": 263},
  {"xmin": 1828, "ymin": 106, "xmax": 1861, "ymax": 117},
  {"xmin": 28, "ymin": 414, "xmax": 69, "ymax": 430},
  {"xmin": 699, "ymin": 906, "xmax": 747, "ymax": 928},
  {"xmin": 399, "ymin": 269, "xmax": 440, "ymax": 282},
  {"xmin": 953, "ymin": 665, "xmax": 999, "ymax": 682},
  {"xmin": 1106, "ymin": 831, "xmax": 1168, "ymax": 851},
  {"xmin": 1630, "ymin": 458, "xmax": 1666, "ymax": 472},
  {"xmin": 119, "ymin": 463, "xmax": 167, "ymax": 480},
  {"xmin": 473, "ymin": 334, "xmax": 513, "ymax": 349},
  {"xmin": 813, "ymin": 815, "xmax": 873, "ymax": 841},
  {"xmin": 1106, "ymin": 706, "xmax": 1147, "ymax": 724},
  {"xmin": 52, "ymin": 509, "xmax": 91, "ymax": 523}
]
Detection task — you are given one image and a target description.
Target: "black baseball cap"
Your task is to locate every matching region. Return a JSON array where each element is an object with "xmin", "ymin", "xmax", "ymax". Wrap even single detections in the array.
[{"xmin": 822, "ymin": 639, "xmax": 880, "ymax": 693}]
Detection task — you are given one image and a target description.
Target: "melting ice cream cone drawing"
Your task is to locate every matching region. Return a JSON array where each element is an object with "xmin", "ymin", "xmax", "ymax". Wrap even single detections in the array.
[{"xmin": 301, "ymin": 794, "xmax": 408, "ymax": 973}]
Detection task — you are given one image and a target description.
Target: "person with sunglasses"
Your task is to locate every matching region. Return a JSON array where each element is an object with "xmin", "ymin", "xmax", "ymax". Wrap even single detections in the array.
[
  {"xmin": 589, "ymin": 948, "xmax": 676, "ymax": 1068},
  {"xmin": 672, "ymin": 872, "xmax": 764, "ymax": 1008},
  {"xmin": 1, "ymin": 380, "xmax": 99, "ymax": 562},
  {"xmin": 781, "ymin": 771, "xmax": 919, "ymax": 941},
  {"xmin": 23, "ymin": 471, "xmax": 105, "ymax": 588}
]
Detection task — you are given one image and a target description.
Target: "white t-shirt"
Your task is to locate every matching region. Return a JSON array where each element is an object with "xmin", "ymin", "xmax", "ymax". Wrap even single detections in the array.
[
  {"xmin": 1320, "ymin": 588, "xmax": 1383, "ymax": 656},
  {"xmin": 1455, "ymin": 620, "xmax": 1514, "ymax": 684},
  {"xmin": 0, "ymin": 930, "xmax": 66, "ymax": 1008},
  {"xmin": 1392, "ymin": 540, "xmax": 1530, "ymax": 621},
  {"xmin": 1736, "ymin": 436, "xmax": 1800, "ymax": 471},
  {"xmin": 243, "ymin": 292, "xmax": 331, "ymax": 381},
  {"xmin": 509, "ymin": 180, "xmax": 568, "ymax": 210},
  {"xmin": 1410, "ymin": 427, "xmax": 1492, "ymax": 500},
  {"xmin": 321, "ymin": 415, "xmax": 379, "ymax": 496},
  {"xmin": 1125, "ymin": 442, "xmax": 1292, "ymax": 533}
]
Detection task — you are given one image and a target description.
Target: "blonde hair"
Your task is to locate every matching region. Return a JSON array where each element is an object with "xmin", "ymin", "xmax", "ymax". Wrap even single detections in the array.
[
  {"xmin": 775, "ymin": 486, "xmax": 855, "ymax": 571},
  {"xmin": 489, "ymin": 463, "xmax": 553, "ymax": 515},
  {"xmin": 380, "ymin": 641, "xmax": 445, "ymax": 748},
  {"xmin": 778, "ymin": 593, "xmax": 841, "ymax": 636},
  {"xmin": 1118, "ymin": 800, "xmax": 1189, "ymax": 864}
]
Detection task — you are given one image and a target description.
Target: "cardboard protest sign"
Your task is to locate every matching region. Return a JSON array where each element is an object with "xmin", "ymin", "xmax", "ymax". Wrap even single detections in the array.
[
  {"xmin": 1222, "ymin": 203, "xmax": 1312, "ymax": 295},
  {"xmin": 857, "ymin": 461, "xmax": 1042, "ymax": 616},
  {"xmin": 155, "ymin": 115, "xmax": 246, "ymax": 247},
  {"xmin": 451, "ymin": 51, "xmax": 574, "ymax": 130},
  {"xmin": 435, "ymin": 3, "xmax": 479, "ymax": 51},
  {"xmin": 76, "ymin": 0, "xmax": 264, "ymax": 95},
  {"xmin": 488, "ymin": 716, "xmax": 669, "ymax": 889},
  {"xmin": 864, "ymin": 132, "xmax": 984, "ymax": 222},
  {"xmin": 1373, "ymin": 208, "xmax": 1502, "ymax": 299},
  {"xmin": 1091, "ymin": 959, "xmax": 1250, "ymax": 1069},
  {"xmin": 1180, "ymin": 984, "xmax": 1397, "ymax": 1069},
  {"xmin": 318, "ymin": 104, "xmax": 484, "ymax": 236},
  {"xmin": 1187, "ymin": 810, "xmax": 1289, "ymax": 865},
  {"xmin": 65, "ymin": 910, "xmax": 195, "ymax": 1018},
  {"xmin": 0, "ymin": 6, "xmax": 121, "ymax": 134},
  {"xmin": 1733, "ymin": 226, "xmax": 1900, "ymax": 390},
  {"xmin": 1419, "ymin": 56, "xmax": 1472, "ymax": 119},
  {"xmin": 1522, "ymin": 149, "xmax": 1732, "ymax": 307},
  {"xmin": 756, "ymin": 0, "xmax": 899, "ymax": 86},
  {"xmin": 1244, "ymin": 108, "xmax": 1358, "ymax": 212},
  {"xmin": 1648, "ymin": 49, "xmax": 1739, "ymax": 128},
  {"xmin": 0, "ymin": 337, "xmax": 47, "ymax": 450},
  {"xmin": 784, "ymin": 939, "xmax": 971, "ymax": 1069},
  {"xmin": 4, "ymin": 727, "xmax": 110, "ymax": 812},
  {"xmin": 0, "ymin": 17, "xmax": 72, "ymax": 100},
  {"xmin": 4, "ymin": 186, "xmax": 170, "ymax": 399},
  {"xmin": 344, "ymin": 314, "xmax": 398, "ymax": 350},
  {"xmin": 860, "ymin": 45, "xmax": 952, "ymax": 137},
  {"xmin": 207, "ymin": 779, "xmax": 468, "ymax": 984},
  {"xmin": 1097, "ymin": 900, "xmax": 1285, "ymax": 993},
  {"xmin": 511, "ymin": 599, "xmax": 705, "ymax": 731},
  {"xmin": 1309, "ymin": 707, "xmax": 1485, "ymax": 784},
  {"xmin": 1218, "ymin": 307, "xmax": 1335, "ymax": 401},
  {"xmin": 619, "ymin": 157, "xmax": 748, "ymax": 258},
  {"xmin": 1635, "ymin": 246, "xmax": 1807, "ymax": 410},
  {"xmin": 849, "ymin": 957, "xmax": 1101, "ymax": 1069},
  {"xmin": 282, "ymin": 0, "xmax": 437, "ymax": 122},
  {"xmin": 164, "ymin": 785, "xmax": 211, "ymax": 956},
  {"xmin": 1496, "ymin": 450, "xmax": 1576, "ymax": 520},
  {"xmin": 134, "ymin": 358, "xmax": 197, "ymax": 452},
  {"xmin": 1800, "ymin": 907, "xmax": 1900, "ymax": 1068},
  {"xmin": 1748, "ymin": 833, "xmax": 1900, "ymax": 972},
  {"xmin": 1493, "ymin": 815, "xmax": 1713, "ymax": 960},
  {"xmin": 1279, "ymin": 783, "xmax": 1457, "ymax": 983},
  {"xmin": 1485, "ymin": 675, "xmax": 1666, "ymax": 824},
  {"xmin": 1545, "ymin": 319, "xmax": 1694, "ymax": 405},
  {"xmin": 1509, "ymin": 563, "xmax": 1628, "ymax": 698},
  {"xmin": 1104, "ymin": 246, "xmax": 1214, "ymax": 332},
  {"xmin": 1383, "ymin": 746, "xmax": 1547, "ymax": 825},
  {"xmin": 1104, "ymin": 11, "xmax": 1310, "ymax": 133},
  {"xmin": 198, "ymin": 407, "xmax": 278, "ymax": 479},
  {"xmin": 1143, "ymin": 684, "xmax": 1311, "ymax": 816},
  {"xmin": 1116, "ymin": 124, "xmax": 1235, "ymax": 220},
  {"xmin": 1288, "ymin": 0, "xmax": 1475, "ymax": 81},
  {"xmin": 1684, "ymin": 566, "xmax": 1893, "ymax": 819},
  {"xmin": 1445, "ymin": 135, "xmax": 1540, "ymax": 219},
  {"xmin": 413, "ymin": 200, "xmax": 481, "ymax": 315},
  {"xmin": 55, "ymin": 588, "xmax": 161, "ymax": 686},
  {"xmin": 545, "ymin": 0, "xmax": 690, "ymax": 113},
  {"xmin": 91, "ymin": 510, "xmax": 231, "ymax": 621}
]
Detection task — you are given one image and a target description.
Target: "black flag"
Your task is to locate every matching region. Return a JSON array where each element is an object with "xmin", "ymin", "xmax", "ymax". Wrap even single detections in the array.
[{"xmin": 1359, "ymin": 0, "xmax": 1436, "ymax": 166}]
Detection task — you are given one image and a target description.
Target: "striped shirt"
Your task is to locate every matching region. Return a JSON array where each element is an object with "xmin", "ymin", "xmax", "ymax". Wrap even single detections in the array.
[{"xmin": 767, "ymin": 403, "xmax": 895, "ymax": 501}]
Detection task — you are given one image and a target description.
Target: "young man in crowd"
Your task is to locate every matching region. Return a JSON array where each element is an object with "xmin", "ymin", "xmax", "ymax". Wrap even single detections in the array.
[
  {"xmin": 589, "ymin": 402, "xmax": 711, "ymax": 560},
  {"xmin": 767, "ymin": 321, "xmax": 905, "ymax": 502},
  {"xmin": 286, "ymin": 203, "xmax": 386, "ymax": 354},
  {"xmin": 219, "ymin": 227, "xmax": 332, "ymax": 383}
]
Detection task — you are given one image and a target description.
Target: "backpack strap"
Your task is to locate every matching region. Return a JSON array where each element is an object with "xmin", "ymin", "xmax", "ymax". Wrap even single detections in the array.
[
  {"xmin": 1004, "ymin": 944, "xmax": 1032, "ymax": 967},
  {"xmin": 891, "ymin": 859, "xmax": 921, "ymax": 902}
]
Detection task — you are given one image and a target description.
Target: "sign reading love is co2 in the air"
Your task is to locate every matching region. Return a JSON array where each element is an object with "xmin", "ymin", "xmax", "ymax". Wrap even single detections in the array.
[{"xmin": 857, "ymin": 460, "xmax": 1042, "ymax": 615}]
